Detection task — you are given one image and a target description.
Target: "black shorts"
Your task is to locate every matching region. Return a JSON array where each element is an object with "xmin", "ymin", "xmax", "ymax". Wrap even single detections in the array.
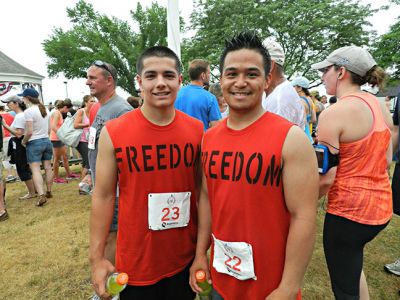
[
  {"xmin": 51, "ymin": 140, "xmax": 64, "ymax": 148},
  {"xmin": 323, "ymin": 213, "xmax": 388, "ymax": 300},
  {"xmin": 16, "ymin": 159, "xmax": 32, "ymax": 181},
  {"xmin": 120, "ymin": 264, "xmax": 195, "ymax": 300}
]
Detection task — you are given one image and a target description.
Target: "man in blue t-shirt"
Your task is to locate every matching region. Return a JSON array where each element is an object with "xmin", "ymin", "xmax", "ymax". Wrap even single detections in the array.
[{"xmin": 175, "ymin": 59, "xmax": 221, "ymax": 130}]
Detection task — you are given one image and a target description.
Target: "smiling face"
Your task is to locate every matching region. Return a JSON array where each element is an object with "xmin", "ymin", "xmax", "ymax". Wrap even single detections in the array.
[
  {"xmin": 136, "ymin": 56, "xmax": 182, "ymax": 109},
  {"xmin": 220, "ymin": 48, "xmax": 270, "ymax": 113}
]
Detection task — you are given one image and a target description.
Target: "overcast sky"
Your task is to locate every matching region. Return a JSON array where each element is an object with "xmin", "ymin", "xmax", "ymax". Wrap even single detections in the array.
[{"xmin": 1, "ymin": 0, "xmax": 399, "ymax": 103}]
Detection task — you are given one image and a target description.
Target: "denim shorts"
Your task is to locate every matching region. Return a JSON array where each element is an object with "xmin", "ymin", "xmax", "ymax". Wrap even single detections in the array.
[{"xmin": 26, "ymin": 138, "xmax": 53, "ymax": 163}]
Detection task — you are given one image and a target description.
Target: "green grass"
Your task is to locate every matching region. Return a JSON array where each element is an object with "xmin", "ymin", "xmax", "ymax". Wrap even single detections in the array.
[{"xmin": 0, "ymin": 166, "xmax": 399, "ymax": 299}]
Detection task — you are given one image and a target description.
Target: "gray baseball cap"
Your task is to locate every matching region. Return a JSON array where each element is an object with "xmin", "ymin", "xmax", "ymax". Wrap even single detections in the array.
[
  {"xmin": 311, "ymin": 46, "xmax": 376, "ymax": 77},
  {"xmin": 264, "ymin": 40, "xmax": 285, "ymax": 66},
  {"xmin": 2, "ymin": 95, "xmax": 22, "ymax": 104}
]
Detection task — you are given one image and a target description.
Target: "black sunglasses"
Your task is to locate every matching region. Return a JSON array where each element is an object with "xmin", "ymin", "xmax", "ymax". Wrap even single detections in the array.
[{"xmin": 93, "ymin": 60, "xmax": 116, "ymax": 80}]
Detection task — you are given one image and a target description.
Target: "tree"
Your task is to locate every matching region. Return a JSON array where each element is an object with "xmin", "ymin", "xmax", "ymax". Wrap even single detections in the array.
[
  {"xmin": 373, "ymin": 18, "xmax": 400, "ymax": 84},
  {"xmin": 43, "ymin": 0, "xmax": 169, "ymax": 95},
  {"xmin": 184, "ymin": 0, "xmax": 378, "ymax": 85}
]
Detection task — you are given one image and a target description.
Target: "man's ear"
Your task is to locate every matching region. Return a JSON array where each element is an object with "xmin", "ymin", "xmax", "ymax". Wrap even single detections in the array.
[
  {"xmin": 264, "ymin": 72, "xmax": 272, "ymax": 91},
  {"xmin": 136, "ymin": 74, "xmax": 142, "ymax": 89},
  {"xmin": 269, "ymin": 61, "xmax": 276, "ymax": 75},
  {"xmin": 178, "ymin": 74, "xmax": 183, "ymax": 86}
]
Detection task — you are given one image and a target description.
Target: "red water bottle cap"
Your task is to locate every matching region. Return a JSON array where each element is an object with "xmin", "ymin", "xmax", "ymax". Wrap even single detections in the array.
[
  {"xmin": 195, "ymin": 270, "xmax": 206, "ymax": 282},
  {"xmin": 116, "ymin": 273, "xmax": 129, "ymax": 285}
]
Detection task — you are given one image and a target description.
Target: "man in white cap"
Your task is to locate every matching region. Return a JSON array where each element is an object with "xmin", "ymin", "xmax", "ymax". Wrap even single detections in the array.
[{"xmin": 262, "ymin": 40, "xmax": 305, "ymax": 130}]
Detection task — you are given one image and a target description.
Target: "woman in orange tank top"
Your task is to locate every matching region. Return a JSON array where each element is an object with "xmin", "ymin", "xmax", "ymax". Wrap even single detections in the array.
[{"xmin": 311, "ymin": 46, "xmax": 394, "ymax": 300}]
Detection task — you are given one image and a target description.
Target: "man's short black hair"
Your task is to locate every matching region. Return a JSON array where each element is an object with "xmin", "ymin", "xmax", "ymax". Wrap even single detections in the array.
[
  {"xmin": 219, "ymin": 31, "xmax": 271, "ymax": 76},
  {"xmin": 136, "ymin": 46, "xmax": 182, "ymax": 75}
]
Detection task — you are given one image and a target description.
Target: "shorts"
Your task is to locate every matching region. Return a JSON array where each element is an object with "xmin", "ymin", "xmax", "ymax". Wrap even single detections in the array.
[
  {"xmin": 16, "ymin": 159, "xmax": 32, "ymax": 181},
  {"xmin": 323, "ymin": 213, "xmax": 388, "ymax": 300},
  {"xmin": 26, "ymin": 138, "xmax": 53, "ymax": 163},
  {"xmin": 51, "ymin": 140, "xmax": 64, "ymax": 148},
  {"xmin": 120, "ymin": 263, "xmax": 195, "ymax": 300}
]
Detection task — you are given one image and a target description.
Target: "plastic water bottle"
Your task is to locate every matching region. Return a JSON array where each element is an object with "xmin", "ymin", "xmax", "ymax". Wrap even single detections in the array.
[
  {"xmin": 195, "ymin": 270, "xmax": 212, "ymax": 299},
  {"xmin": 106, "ymin": 272, "xmax": 129, "ymax": 297}
]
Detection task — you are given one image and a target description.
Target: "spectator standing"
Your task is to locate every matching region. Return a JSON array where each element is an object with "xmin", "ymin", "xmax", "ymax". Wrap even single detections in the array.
[
  {"xmin": 20, "ymin": 88, "xmax": 53, "ymax": 207},
  {"xmin": 1, "ymin": 96, "xmax": 36, "ymax": 199},
  {"xmin": 90, "ymin": 46, "xmax": 202, "ymax": 300},
  {"xmin": 189, "ymin": 31, "xmax": 318, "ymax": 300},
  {"xmin": 0, "ymin": 103, "xmax": 17, "ymax": 182},
  {"xmin": 175, "ymin": 59, "xmax": 221, "ymax": 130},
  {"xmin": 313, "ymin": 46, "xmax": 393, "ymax": 300},
  {"xmin": 74, "ymin": 95, "xmax": 96, "ymax": 179},
  {"xmin": 292, "ymin": 76, "xmax": 315, "ymax": 142},
  {"xmin": 50, "ymin": 100, "xmax": 79, "ymax": 183},
  {"xmin": 262, "ymin": 40, "xmax": 305, "ymax": 129},
  {"xmin": 86, "ymin": 61, "xmax": 132, "ymax": 266}
]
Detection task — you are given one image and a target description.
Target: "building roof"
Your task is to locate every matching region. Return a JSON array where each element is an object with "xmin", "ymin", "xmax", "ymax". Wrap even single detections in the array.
[{"xmin": 0, "ymin": 50, "xmax": 44, "ymax": 83}]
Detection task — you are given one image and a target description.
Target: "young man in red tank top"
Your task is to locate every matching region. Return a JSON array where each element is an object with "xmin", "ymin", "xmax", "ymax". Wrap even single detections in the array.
[
  {"xmin": 89, "ymin": 46, "xmax": 203, "ymax": 300},
  {"xmin": 189, "ymin": 32, "xmax": 319, "ymax": 300}
]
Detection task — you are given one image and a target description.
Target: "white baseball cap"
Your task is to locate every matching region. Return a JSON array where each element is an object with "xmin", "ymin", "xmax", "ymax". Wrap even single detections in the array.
[
  {"xmin": 311, "ymin": 46, "xmax": 376, "ymax": 77},
  {"xmin": 264, "ymin": 40, "xmax": 285, "ymax": 66},
  {"xmin": 291, "ymin": 76, "xmax": 310, "ymax": 89}
]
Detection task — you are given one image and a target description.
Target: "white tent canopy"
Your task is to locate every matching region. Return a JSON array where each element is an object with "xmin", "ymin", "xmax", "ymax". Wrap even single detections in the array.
[{"xmin": 0, "ymin": 50, "xmax": 44, "ymax": 98}]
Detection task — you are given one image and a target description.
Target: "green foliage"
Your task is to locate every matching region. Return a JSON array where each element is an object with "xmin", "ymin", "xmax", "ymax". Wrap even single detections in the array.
[
  {"xmin": 373, "ymin": 18, "xmax": 400, "ymax": 84},
  {"xmin": 43, "ymin": 0, "xmax": 169, "ymax": 95},
  {"xmin": 184, "ymin": 0, "xmax": 377, "ymax": 85}
]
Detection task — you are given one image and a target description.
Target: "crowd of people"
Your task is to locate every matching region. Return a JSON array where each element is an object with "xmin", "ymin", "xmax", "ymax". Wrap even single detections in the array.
[{"xmin": 1, "ymin": 30, "xmax": 399, "ymax": 300}]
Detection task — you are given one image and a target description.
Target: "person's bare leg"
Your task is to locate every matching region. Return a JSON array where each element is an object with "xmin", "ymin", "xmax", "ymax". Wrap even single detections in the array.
[
  {"xmin": 61, "ymin": 147, "xmax": 72, "ymax": 175},
  {"xmin": 29, "ymin": 162, "xmax": 44, "ymax": 195},
  {"xmin": 43, "ymin": 160, "xmax": 54, "ymax": 194},
  {"xmin": 53, "ymin": 148, "xmax": 62, "ymax": 179},
  {"xmin": 0, "ymin": 181, "xmax": 5, "ymax": 214},
  {"xmin": 360, "ymin": 270, "xmax": 370, "ymax": 300},
  {"xmin": 24, "ymin": 179, "xmax": 36, "ymax": 195}
]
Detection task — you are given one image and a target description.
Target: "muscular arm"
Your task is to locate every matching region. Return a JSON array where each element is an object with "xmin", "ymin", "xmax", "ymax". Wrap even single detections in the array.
[
  {"xmin": 89, "ymin": 127, "xmax": 118, "ymax": 297},
  {"xmin": 189, "ymin": 172, "xmax": 212, "ymax": 293},
  {"xmin": 268, "ymin": 126, "xmax": 318, "ymax": 299}
]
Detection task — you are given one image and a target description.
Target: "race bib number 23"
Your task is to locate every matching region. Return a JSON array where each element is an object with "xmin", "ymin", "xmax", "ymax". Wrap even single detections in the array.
[{"xmin": 148, "ymin": 192, "xmax": 191, "ymax": 230}]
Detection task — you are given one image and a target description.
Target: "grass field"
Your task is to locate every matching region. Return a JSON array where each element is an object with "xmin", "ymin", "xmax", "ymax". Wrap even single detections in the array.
[{"xmin": 0, "ymin": 166, "xmax": 399, "ymax": 299}]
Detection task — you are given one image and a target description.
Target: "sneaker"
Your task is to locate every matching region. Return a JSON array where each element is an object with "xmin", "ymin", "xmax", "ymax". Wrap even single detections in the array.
[
  {"xmin": 46, "ymin": 191, "xmax": 53, "ymax": 198},
  {"xmin": 54, "ymin": 178, "xmax": 68, "ymax": 184},
  {"xmin": 384, "ymin": 259, "xmax": 400, "ymax": 276},
  {"xmin": 66, "ymin": 173, "xmax": 80, "ymax": 179},
  {"xmin": 19, "ymin": 193, "xmax": 37, "ymax": 200},
  {"xmin": 36, "ymin": 195, "xmax": 47, "ymax": 207},
  {"xmin": 5, "ymin": 175, "xmax": 17, "ymax": 183},
  {"xmin": 0, "ymin": 210, "xmax": 8, "ymax": 221}
]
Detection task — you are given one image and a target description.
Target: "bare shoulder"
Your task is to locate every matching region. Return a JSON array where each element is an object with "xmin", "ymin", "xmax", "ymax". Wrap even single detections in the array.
[{"xmin": 282, "ymin": 126, "xmax": 314, "ymax": 159}]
